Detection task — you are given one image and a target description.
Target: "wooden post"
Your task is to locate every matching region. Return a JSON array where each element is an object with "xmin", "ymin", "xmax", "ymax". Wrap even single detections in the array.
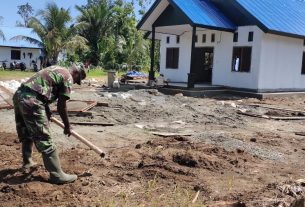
[
  {"xmin": 188, "ymin": 26, "xmax": 197, "ymax": 88},
  {"xmin": 149, "ymin": 25, "xmax": 156, "ymax": 81}
]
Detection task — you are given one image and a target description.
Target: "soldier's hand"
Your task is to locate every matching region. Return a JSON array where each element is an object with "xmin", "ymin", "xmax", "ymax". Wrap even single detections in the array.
[{"xmin": 64, "ymin": 125, "xmax": 72, "ymax": 137}]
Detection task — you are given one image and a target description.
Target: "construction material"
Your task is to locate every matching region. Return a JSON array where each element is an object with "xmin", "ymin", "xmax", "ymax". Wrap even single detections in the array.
[
  {"xmin": 150, "ymin": 132, "xmax": 193, "ymax": 137},
  {"xmin": 295, "ymin": 132, "xmax": 305, "ymax": 136},
  {"xmin": 237, "ymin": 111, "xmax": 305, "ymax": 120},
  {"xmin": 51, "ymin": 100, "xmax": 97, "ymax": 113},
  {"xmin": 70, "ymin": 121, "xmax": 114, "ymax": 126},
  {"xmin": 248, "ymin": 104, "xmax": 305, "ymax": 114},
  {"xmin": 96, "ymin": 102, "xmax": 109, "ymax": 107},
  {"xmin": 50, "ymin": 117, "xmax": 105, "ymax": 158},
  {"xmin": 0, "ymin": 86, "xmax": 14, "ymax": 109}
]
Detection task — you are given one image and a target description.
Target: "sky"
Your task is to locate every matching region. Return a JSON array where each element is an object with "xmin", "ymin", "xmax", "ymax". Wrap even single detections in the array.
[{"xmin": 0, "ymin": 0, "xmax": 146, "ymax": 27}]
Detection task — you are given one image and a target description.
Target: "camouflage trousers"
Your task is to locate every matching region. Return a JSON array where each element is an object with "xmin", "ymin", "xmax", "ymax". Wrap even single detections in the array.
[{"xmin": 13, "ymin": 86, "xmax": 55, "ymax": 153}]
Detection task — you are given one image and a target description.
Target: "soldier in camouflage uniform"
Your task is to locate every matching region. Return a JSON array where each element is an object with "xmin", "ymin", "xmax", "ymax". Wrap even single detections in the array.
[{"xmin": 13, "ymin": 65, "xmax": 86, "ymax": 184}]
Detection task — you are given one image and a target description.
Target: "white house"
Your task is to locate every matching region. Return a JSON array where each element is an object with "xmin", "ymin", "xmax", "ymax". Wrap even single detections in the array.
[
  {"xmin": 137, "ymin": 0, "xmax": 305, "ymax": 92},
  {"xmin": 0, "ymin": 27, "xmax": 42, "ymax": 70}
]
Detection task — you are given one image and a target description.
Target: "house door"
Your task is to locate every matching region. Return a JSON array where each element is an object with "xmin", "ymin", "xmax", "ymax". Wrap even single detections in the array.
[{"xmin": 192, "ymin": 47, "xmax": 214, "ymax": 83}]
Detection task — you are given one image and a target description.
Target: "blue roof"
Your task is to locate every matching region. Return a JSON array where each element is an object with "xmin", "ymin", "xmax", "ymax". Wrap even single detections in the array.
[
  {"xmin": 236, "ymin": 0, "xmax": 305, "ymax": 37},
  {"xmin": 0, "ymin": 27, "xmax": 42, "ymax": 49},
  {"xmin": 171, "ymin": 0, "xmax": 236, "ymax": 30}
]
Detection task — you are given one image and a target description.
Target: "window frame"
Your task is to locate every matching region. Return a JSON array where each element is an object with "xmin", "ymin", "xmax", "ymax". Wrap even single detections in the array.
[
  {"xmin": 301, "ymin": 52, "xmax": 305, "ymax": 75},
  {"xmin": 166, "ymin": 36, "xmax": 170, "ymax": 44},
  {"xmin": 11, "ymin": 50, "xmax": 21, "ymax": 60},
  {"xmin": 211, "ymin": 33, "xmax": 215, "ymax": 43},
  {"xmin": 166, "ymin": 47, "xmax": 179, "ymax": 69},
  {"xmin": 231, "ymin": 46, "xmax": 252, "ymax": 73},
  {"xmin": 233, "ymin": 32, "xmax": 238, "ymax": 42},
  {"xmin": 202, "ymin": 34, "xmax": 206, "ymax": 43},
  {"xmin": 248, "ymin": 31, "xmax": 254, "ymax": 42}
]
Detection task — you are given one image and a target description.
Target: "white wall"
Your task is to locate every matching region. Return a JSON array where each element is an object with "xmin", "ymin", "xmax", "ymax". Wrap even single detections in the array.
[
  {"xmin": 160, "ymin": 26, "xmax": 264, "ymax": 90},
  {"xmin": 212, "ymin": 26, "xmax": 264, "ymax": 90},
  {"xmin": 0, "ymin": 47, "xmax": 41, "ymax": 70},
  {"xmin": 160, "ymin": 32, "xmax": 192, "ymax": 82},
  {"xmin": 258, "ymin": 34, "xmax": 305, "ymax": 91}
]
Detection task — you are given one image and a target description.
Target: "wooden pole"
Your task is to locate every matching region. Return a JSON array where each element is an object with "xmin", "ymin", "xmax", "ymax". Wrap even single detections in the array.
[
  {"xmin": 50, "ymin": 117, "xmax": 105, "ymax": 158},
  {"xmin": 149, "ymin": 25, "xmax": 156, "ymax": 81}
]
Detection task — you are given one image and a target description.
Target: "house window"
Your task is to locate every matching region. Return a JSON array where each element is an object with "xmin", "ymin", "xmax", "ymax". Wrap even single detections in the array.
[
  {"xmin": 302, "ymin": 52, "xmax": 305, "ymax": 75},
  {"xmin": 176, "ymin": 36, "xmax": 180, "ymax": 44},
  {"xmin": 233, "ymin": 32, "xmax": 238, "ymax": 42},
  {"xmin": 166, "ymin": 36, "xmax": 170, "ymax": 44},
  {"xmin": 202, "ymin": 34, "xmax": 206, "ymax": 43},
  {"xmin": 248, "ymin": 32, "xmax": 254, "ymax": 42},
  {"xmin": 232, "ymin": 47, "xmax": 252, "ymax": 72},
  {"xmin": 211, "ymin": 34, "xmax": 215, "ymax": 42},
  {"xmin": 11, "ymin": 50, "xmax": 21, "ymax": 60},
  {"xmin": 166, "ymin": 48, "xmax": 179, "ymax": 69}
]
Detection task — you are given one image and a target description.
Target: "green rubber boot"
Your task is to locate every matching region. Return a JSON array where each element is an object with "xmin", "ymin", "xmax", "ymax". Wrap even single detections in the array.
[
  {"xmin": 42, "ymin": 148, "xmax": 77, "ymax": 184},
  {"xmin": 22, "ymin": 140, "xmax": 37, "ymax": 169}
]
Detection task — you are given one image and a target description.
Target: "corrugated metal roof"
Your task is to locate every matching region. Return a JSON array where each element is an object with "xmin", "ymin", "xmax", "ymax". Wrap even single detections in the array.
[
  {"xmin": 0, "ymin": 27, "xmax": 42, "ymax": 49},
  {"xmin": 236, "ymin": 0, "xmax": 305, "ymax": 37},
  {"xmin": 171, "ymin": 0, "xmax": 236, "ymax": 30}
]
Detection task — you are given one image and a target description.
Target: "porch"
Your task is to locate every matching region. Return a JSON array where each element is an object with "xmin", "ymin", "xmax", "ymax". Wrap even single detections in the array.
[{"xmin": 137, "ymin": 0, "xmax": 236, "ymax": 88}]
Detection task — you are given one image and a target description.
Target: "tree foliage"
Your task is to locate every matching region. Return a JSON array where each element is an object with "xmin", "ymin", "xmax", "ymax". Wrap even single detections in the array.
[
  {"xmin": 20, "ymin": 3, "xmax": 88, "ymax": 64},
  {"xmin": 13, "ymin": 0, "xmax": 156, "ymax": 70},
  {"xmin": 16, "ymin": 3, "xmax": 34, "ymax": 27},
  {"xmin": 0, "ymin": 16, "xmax": 4, "ymax": 40},
  {"xmin": 76, "ymin": 0, "xmax": 151, "ymax": 69},
  {"xmin": 76, "ymin": 0, "xmax": 113, "ymax": 66}
]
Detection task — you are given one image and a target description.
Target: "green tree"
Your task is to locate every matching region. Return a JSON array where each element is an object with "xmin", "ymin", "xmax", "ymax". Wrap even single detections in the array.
[
  {"xmin": 13, "ymin": 3, "xmax": 88, "ymax": 65},
  {"xmin": 0, "ymin": 16, "xmax": 4, "ymax": 40},
  {"xmin": 0, "ymin": 30, "xmax": 4, "ymax": 41},
  {"xmin": 76, "ymin": 0, "xmax": 113, "ymax": 66},
  {"xmin": 16, "ymin": 2, "xmax": 34, "ymax": 27},
  {"xmin": 110, "ymin": 0, "xmax": 150, "ymax": 68}
]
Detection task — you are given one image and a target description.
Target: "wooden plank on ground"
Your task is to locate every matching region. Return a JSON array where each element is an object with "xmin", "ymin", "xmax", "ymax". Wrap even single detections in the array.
[
  {"xmin": 70, "ymin": 121, "xmax": 114, "ymax": 126},
  {"xmin": 237, "ymin": 111, "xmax": 305, "ymax": 120},
  {"xmin": 248, "ymin": 104, "xmax": 305, "ymax": 114},
  {"xmin": 150, "ymin": 132, "xmax": 193, "ymax": 137},
  {"xmin": 295, "ymin": 132, "xmax": 305, "ymax": 136}
]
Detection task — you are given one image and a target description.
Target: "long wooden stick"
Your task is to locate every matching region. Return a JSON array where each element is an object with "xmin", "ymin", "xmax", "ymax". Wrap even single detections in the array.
[{"xmin": 50, "ymin": 117, "xmax": 105, "ymax": 158}]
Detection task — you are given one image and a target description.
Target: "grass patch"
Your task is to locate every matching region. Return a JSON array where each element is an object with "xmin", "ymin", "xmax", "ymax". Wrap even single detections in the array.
[
  {"xmin": 0, "ymin": 70, "xmax": 35, "ymax": 80},
  {"xmin": 86, "ymin": 68, "xmax": 107, "ymax": 79}
]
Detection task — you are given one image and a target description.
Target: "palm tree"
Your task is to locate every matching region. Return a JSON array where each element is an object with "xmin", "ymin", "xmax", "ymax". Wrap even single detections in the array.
[
  {"xmin": 0, "ymin": 16, "xmax": 5, "ymax": 40},
  {"xmin": 76, "ymin": 0, "xmax": 113, "ymax": 66},
  {"xmin": 12, "ymin": 3, "xmax": 87, "ymax": 65},
  {"xmin": 0, "ymin": 30, "xmax": 4, "ymax": 41}
]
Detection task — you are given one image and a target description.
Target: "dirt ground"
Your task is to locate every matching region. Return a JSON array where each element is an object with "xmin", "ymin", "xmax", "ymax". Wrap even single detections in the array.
[{"xmin": 1, "ymin": 82, "xmax": 305, "ymax": 206}]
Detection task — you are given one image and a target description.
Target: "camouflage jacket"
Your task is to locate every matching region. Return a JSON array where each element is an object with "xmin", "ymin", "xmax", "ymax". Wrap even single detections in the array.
[{"xmin": 23, "ymin": 66, "xmax": 73, "ymax": 103}]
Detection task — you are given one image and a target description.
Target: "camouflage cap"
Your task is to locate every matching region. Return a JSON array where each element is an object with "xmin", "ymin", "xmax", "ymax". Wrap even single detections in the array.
[
  {"xmin": 76, "ymin": 66, "xmax": 86, "ymax": 85},
  {"xmin": 70, "ymin": 64, "xmax": 86, "ymax": 85}
]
